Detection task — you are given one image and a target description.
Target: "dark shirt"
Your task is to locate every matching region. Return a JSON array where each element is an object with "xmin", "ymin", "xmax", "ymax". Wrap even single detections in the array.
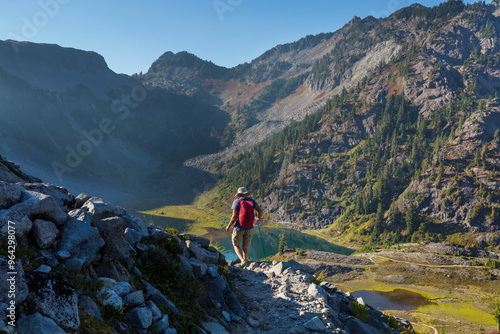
[{"xmin": 231, "ymin": 197, "xmax": 258, "ymax": 231}]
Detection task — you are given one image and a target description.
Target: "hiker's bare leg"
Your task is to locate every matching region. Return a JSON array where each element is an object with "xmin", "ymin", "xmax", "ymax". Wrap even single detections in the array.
[
  {"xmin": 233, "ymin": 245, "xmax": 245, "ymax": 263},
  {"xmin": 242, "ymin": 245, "xmax": 249, "ymax": 262}
]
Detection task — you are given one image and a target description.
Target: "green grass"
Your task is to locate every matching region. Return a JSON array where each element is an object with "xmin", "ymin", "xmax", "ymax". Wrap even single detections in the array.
[{"xmin": 417, "ymin": 302, "xmax": 496, "ymax": 325}]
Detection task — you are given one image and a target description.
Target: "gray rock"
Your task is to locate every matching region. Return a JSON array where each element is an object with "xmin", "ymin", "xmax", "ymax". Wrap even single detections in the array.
[
  {"xmin": 22, "ymin": 183, "xmax": 74, "ymax": 208},
  {"xmin": 25, "ymin": 271, "xmax": 80, "ymax": 330},
  {"xmin": 92, "ymin": 217, "xmax": 131, "ymax": 261},
  {"xmin": 67, "ymin": 209, "xmax": 93, "ymax": 224},
  {"xmin": 205, "ymin": 274, "xmax": 246, "ymax": 319},
  {"xmin": 189, "ymin": 258, "xmax": 208, "ymax": 277},
  {"xmin": 343, "ymin": 316, "xmax": 379, "ymax": 334},
  {"xmin": 0, "ymin": 210, "xmax": 32, "ymax": 239},
  {"xmin": 98, "ymin": 287, "xmax": 123, "ymax": 310},
  {"xmin": 187, "ymin": 240, "xmax": 219, "ymax": 264},
  {"xmin": 111, "ymin": 281, "xmax": 132, "ymax": 297},
  {"xmin": 95, "ymin": 261, "xmax": 132, "ymax": 283},
  {"xmin": 0, "ymin": 257, "xmax": 28, "ymax": 304},
  {"xmin": 10, "ymin": 190, "xmax": 67, "ymax": 225},
  {"xmin": 122, "ymin": 214, "xmax": 150, "ymax": 237},
  {"xmin": 319, "ymin": 282, "xmax": 337, "ymax": 294},
  {"xmin": 203, "ymin": 321, "xmax": 230, "ymax": 333},
  {"xmin": 123, "ymin": 290, "xmax": 145, "ymax": 307},
  {"xmin": 308, "ymin": 283, "xmax": 328, "ymax": 304},
  {"xmin": 269, "ymin": 260, "xmax": 313, "ymax": 276},
  {"xmin": 125, "ymin": 227, "xmax": 142, "ymax": 246},
  {"xmin": 124, "ymin": 306, "xmax": 152, "ymax": 329},
  {"xmin": 150, "ymin": 228, "xmax": 182, "ymax": 245},
  {"xmin": 183, "ymin": 234, "xmax": 210, "ymax": 248},
  {"xmin": 180, "ymin": 255, "xmax": 194, "ymax": 277},
  {"xmin": 207, "ymin": 266, "xmax": 220, "ymax": 278},
  {"xmin": 303, "ymin": 316, "xmax": 327, "ymax": 332},
  {"xmin": 222, "ymin": 310, "xmax": 231, "ymax": 322},
  {"xmin": 39, "ymin": 250, "xmax": 58, "ymax": 267},
  {"xmin": 82, "ymin": 197, "xmax": 123, "ymax": 220},
  {"xmin": 142, "ymin": 280, "xmax": 179, "ymax": 314},
  {"xmin": 0, "ymin": 163, "xmax": 23, "ymax": 183},
  {"xmin": 75, "ymin": 193, "xmax": 91, "ymax": 209},
  {"xmin": 146, "ymin": 300, "xmax": 162, "ymax": 322},
  {"xmin": 58, "ymin": 216, "xmax": 104, "ymax": 264},
  {"xmin": 64, "ymin": 257, "xmax": 84, "ymax": 272},
  {"xmin": 154, "ymin": 314, "xmax": 170, "ymax": 332},
  {"xmin": 79, "ymin": 296, "xmax": 103, "ymax": 321},
  {"xmin": 31, "ymin": 219, "xmax": 59, "ymax": 249},
  {"xmin": 55, "ymin": 250, "xmax": 71, "ymax": 260},
  {"xmin": 0, "ymin": 182, "xmax": 23, "ymax": 210},
  {"xmin": 165, "ymin": 329, "xmax": 177, "ymax": 334},
  {"xmin": 16, "ymin": 312, "xmax": 66, "ymax": 334},
  {"xmin": 36, "ymin": 264, "xmax": 52, "ymax": 273},
  {"xmin": 247, "ymin": 317, "xmax": 260, "ymax": 328}
]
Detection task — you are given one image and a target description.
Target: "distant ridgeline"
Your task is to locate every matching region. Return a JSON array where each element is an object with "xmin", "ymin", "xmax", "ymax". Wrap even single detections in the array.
[{"xmin": 208, "ymin": 0, "xmax": 500, "ymax": 251}]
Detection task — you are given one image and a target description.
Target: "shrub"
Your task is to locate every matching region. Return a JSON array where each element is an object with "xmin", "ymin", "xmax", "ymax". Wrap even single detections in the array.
[
  {"xmin": 314, "ymin": 270, "xmax": 327, "ymax": 285},
  {"xmin": 351, "ymin": 301, "xmax": 370, "ymax": 322}
]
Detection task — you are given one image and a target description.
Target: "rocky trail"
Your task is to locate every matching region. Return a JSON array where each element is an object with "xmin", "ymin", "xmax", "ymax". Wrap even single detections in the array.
[{"xmin": 224, "ymin": 260, "xmax": 412, "ymax": 334}]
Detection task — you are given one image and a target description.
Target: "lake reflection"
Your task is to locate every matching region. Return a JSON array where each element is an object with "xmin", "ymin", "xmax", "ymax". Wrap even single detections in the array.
[{"xmin": 351, "ymin": 289, "xmax": 437, "ymax": 311}]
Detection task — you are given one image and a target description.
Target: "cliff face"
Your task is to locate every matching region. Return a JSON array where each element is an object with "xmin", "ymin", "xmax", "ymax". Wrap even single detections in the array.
[
  {"xmin": 0, "ymin": 155, "xmax": 413, "ymax": 334},
  {"xmin": 209, "ymin": 1, "xmax": 500, "ymax": 247}
]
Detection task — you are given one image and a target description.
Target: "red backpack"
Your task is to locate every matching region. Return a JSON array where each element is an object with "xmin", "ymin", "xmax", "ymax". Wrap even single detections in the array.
[{"xmin": 238, "ymin": 198, "xmax": 255, "ymax": 228}]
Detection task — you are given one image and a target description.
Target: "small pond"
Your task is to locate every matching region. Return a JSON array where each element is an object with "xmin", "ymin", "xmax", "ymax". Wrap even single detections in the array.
[{"xmin": 351, "ymin": 289, "xmax": 437, "ymax": 311}]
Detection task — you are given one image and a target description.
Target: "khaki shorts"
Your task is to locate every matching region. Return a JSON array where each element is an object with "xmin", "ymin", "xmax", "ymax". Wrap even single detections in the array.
[{"xmin": 232, "ymin": 229, "xmax": 253, "ymax": 248}]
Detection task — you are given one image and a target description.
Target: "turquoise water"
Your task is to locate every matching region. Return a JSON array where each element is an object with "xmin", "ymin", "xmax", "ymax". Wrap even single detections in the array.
[{"xmin": 138, "ymin": 213, "xmax": 353, "ymax": 262}]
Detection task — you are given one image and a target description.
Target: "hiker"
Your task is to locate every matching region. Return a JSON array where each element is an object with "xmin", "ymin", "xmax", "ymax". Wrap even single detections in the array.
[{"xmin": 226, "ymin": 187, "xmax": 263, "ymax": 267}]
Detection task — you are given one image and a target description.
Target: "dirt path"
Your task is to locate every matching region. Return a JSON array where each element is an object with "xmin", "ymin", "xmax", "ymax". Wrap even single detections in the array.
[{"xmin": 362, "ymin": 253, "xmax": 486, "ymax": 269}]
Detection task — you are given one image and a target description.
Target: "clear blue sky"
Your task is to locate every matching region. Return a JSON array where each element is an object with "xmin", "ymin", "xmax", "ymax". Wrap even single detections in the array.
[{"xmin": 0, "ymin": 0, "xmax": 477, "ymax": 75}]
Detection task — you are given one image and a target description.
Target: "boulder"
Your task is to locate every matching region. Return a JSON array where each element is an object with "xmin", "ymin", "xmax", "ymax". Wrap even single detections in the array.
[
  {"xmin": 123, "ymin": 306, "xmax": 152, "ymax": 329},
  {"xmin": 92, "ymin": 217, "xmax": 131, "ymax": 261},
  {"xmin": 82, "ymin": 197, "xmax": 124, "ymax": 220},
  {"xmin": 0, "ymin": 163, "xmax": 23, "ymax": 183},
  {"xmin": 146, "ymin": 300, "xmax": 162, "ymax": 322},
  {"xmin": 269, "ymin": 260, "xmax": 313, "ymax": 276},
  {"xmin": 153, "ymin": 314, "xmax": 170, "ymax": 333},
  {"xmin": 0, "ymin": 210, "xmax": 32, "ymax": 239},
  {"xmin": 111, "ymin": 281, "xmax": 132, "ymax": 297},
  {"xmin": 343, "ymin": 316, "xmax": 379, "ymax": 334},
  {"xmin": 94, "ymin": 261, "xmax": 132, "ymax": 283},
  {"xmin": 122, "ymin": 214, "xmax": 150, "ymax": 237},
  {"xmin": 75, "ymin": 193, "xmax": 91, "ymax": 209},
  {"xmin": 125, "ymin": 227, "xmax": 142, "ymax": 246},
  {"xmin": 303, "ymin": 316, "xmax": 327, "ymax": 332},
  {"xmin": 180, "ymin": 256, "xmax": 194, "ymax": 277},
  {"xmin": 58, "ymin": 216, "xmax": 104, "ymax": 264},
  {"xmin": 308, "ymin": 283, "xmax": 329, "ymax": 304},
  {"xmin": 79, "ymin": 296, "xmax": 103, "ymax": 322},
  {"xmin": 0, "ymin": 257, "xmax": 29, "ymax": 304},
  {"xmin": 142, "ymin": 280, "xmax": 179, "ymax": 313},
  {"xmin": 186, "ymin": 241, "xmax": 219, "ymax": 264},
  {"xmin": 67, "ymin": 209, "xmax": 93, "ymax": 224},
  {"xmin": 98, "ymin": 277, "xmax": 116, "ymax": 288},
  {"xmin": 36, "ymin": 265, "xmax": 52, "ymax": 273},
  {"xmin": 98, "ymin": 287, "xmax": 123, "ymax": 310},
  {"xmin": 22, "ymin": 183, "xmax": 74, "ymax": 208},
  {"xmin": 25, "ymin": 271, "xmax": 80, "ymax": 330},
  {"xmin": 123, "ymin": 290, "xmax": 145, "ymax": 307},
  {"xmin": 30, "ymin": 219, "xmax": 59, "ymax": 249},
  {"xmin": 9, "ymin": 191, "xmax": 67, "ymax": 225},
  {"xmin": 0, "ymin": 182, "xmax": 23, "ymax": 210},
  {"xmin": 203, "ymin": 321, "xmax": 230, "ymax": 334},
  {"xmin": 183, "ymin": 234, "xmax": 210, "ymax": 248},
  {"xmin": 16, "ymin": 312, "xmax": 66, "ymax": 334},
  {"xmin": 150, "ymin": 228, "xmax": 182, "ymax": 245},
  {"xmin": 189, "ymin": 258, "xmax": 208, "ymax": 277}
]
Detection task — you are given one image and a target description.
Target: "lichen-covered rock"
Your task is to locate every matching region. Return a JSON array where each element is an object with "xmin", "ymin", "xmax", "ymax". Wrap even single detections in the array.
[
  {"xmin": 25, "ymin": 271, "xmax": 80, "ymax": 330},
  {"xmin": 98, "ymin": 287, "xmax": 123, "ymax": 310},
  {"xmin": 16, "ymin": 312, "xmax": 66, "ymax": 334},
  {"xmin": 22, "ymin": 183, "xmax": 74, "ymax": 208},
  {"xmin": 30, "ymin": 219, "xmax": 59, "ymax": 249},
  {"xmin": 0, "ymin": 257, "xmax": 29, "ymax": 304},
  {"xmin": 122, "ymin": 214, "xmax": 150, "ymax": 237},
  {"xmin": 123, "ymin": 306, "xmax": 152, "ymax": 329},
  {"xmin": 82, "ymin": 197, "xmax": 123, "ymax": 220},
  {"xmin": 92, "ymin": 217, "xmax": 131, "ymax": 261},
  {"xmin": 9, "ymin": 191, "xmax": 67, "ymax": 225},
  {"xmin": 123, "ymin": 290, "xmax": 145, "ymax": 307},
  {"xmin": 186, "ymin": 240, "xmax": 219, "ymax": 264},
  {"xmin": 58, "ymin": 216, "xmax": 104, "ymax": 264},
  {"xmin": 0, "ymin": 182, "xmax": 23, "ymax": 210},
  {"xmin": 0, "ymin": 210, "xmax": 32, "ymax": 239},
  {"xmin": 111, "ymin": 281, "xmax": 132, "ymax": 297},
  {"xmin": 68, "ymin": 208, "xmax": 93, "ymax": 224}
]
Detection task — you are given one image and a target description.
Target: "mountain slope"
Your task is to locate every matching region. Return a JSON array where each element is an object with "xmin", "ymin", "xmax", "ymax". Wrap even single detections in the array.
[
  {"xmin": 0, "ymin": 40, "xmax": 229, "ymax": 201},
  {"xmin": 207, "ymin": 0, "xmax": 500, "ymax": 249}
]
